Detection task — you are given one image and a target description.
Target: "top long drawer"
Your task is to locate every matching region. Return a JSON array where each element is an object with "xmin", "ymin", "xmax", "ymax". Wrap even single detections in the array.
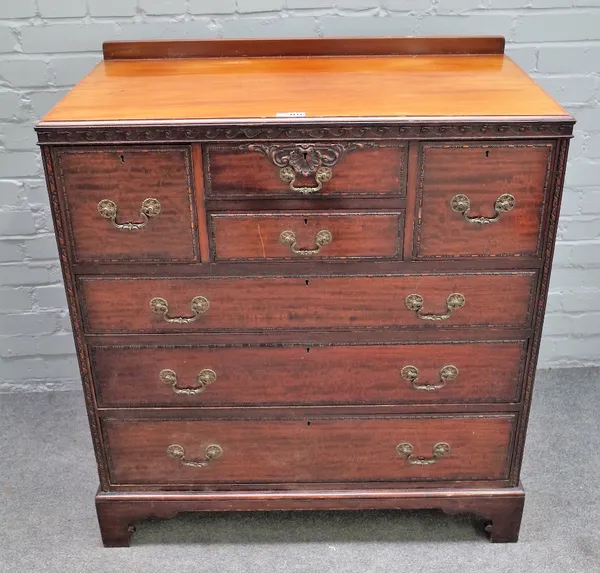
[{"xmin": 79, "ymin": 272, "xmax": 535, "ymax": 334}]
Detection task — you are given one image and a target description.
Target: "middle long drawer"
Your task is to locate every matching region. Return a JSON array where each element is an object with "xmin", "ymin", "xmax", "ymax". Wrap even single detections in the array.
[
  {"xmin": 91, "ymin": 341, "xmax": 526, "ymax": 407},
  {"xmin": 79, "ymin": 272, "xmax": 536, "ymax": 333}
]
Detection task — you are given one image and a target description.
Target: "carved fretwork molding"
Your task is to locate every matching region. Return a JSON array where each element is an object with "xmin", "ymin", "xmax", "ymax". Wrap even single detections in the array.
[{"xmin": 36, "ymin": 121, "xmax": 574, "ymax": 144}]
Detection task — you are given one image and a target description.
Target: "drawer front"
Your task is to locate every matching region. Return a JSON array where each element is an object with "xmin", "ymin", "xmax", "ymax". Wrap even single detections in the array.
[
  {"xmin": 55, "ymin": 147, "xmax": 197, "ymax": 263},
  {"xmin": 210, "ymin": 212, "xmax": 403, "ymax": 261},
  {"xmin": 103, "ymin": 415, "xmax": 515, "ymax": 484},
  {"xmin": 80, "ymin": 273, "xmax": 535, "ymax": 333},
  {"xmin": 92, "ymin": 341, "xmax": 526, "ymax": 407},
  {"xmin": 414, "ymin": 141, "xmax": 553, "ymax": 259},
  {"xmin": 204, "ymin": 142, "xmax": 407, "ymax": 199}
]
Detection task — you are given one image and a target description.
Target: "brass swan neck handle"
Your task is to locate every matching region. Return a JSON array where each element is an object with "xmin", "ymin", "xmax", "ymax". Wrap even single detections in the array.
[
  {"xmin": 150, "ymin": 296, "xmax": 210, "ymax": 324},
  {"xmin": 405, "ymin": 293, "xmax": 465, "ymax": 321},
  {"xmin": 279, "ymin": 166, "xmax": 332, "ymax": 194},
  {"xmin": 401, "ymin": 365, "xmax": 459, "ymax": 391},
  {"xmin": 280, "ymin": 229, "xmax": 332, "ymax": 256},
  {"xmin": 160, "ymin": 369, "xmax": 216, "ymax": 395},
  {"xmin": 97, "ymin": 198, "xmax": 161, "ymax": 230},
  {"xmin": 396, "ymin": 442, "xmax": 450, "ymax": 465},
  {"xmin": 166, "ymin": 444, "xmax": 223, "ymax": 468},
  {"xmin": 450, "ymin": 193, "xmax": 515, "ymax": 225}
]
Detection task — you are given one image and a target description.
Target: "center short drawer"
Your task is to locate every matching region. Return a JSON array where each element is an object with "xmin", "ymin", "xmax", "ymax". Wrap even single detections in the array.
[
  {"xmin": 210, "ymin": 212, "xmax": 403, "ymax": 261},
  {"xmin": 103, "ymin": 415, "xmax": 515, "ymax": 485},
  {"xmin": 79, "ymin": 272, "xmax": 535, "ymax": 333}
]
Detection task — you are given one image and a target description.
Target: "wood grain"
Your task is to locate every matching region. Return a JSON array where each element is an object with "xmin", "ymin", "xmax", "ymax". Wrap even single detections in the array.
[
  {"xmin": 80, "ymin": 272, "xmax": 536, "ymax": 333},
  {"xmin": 36, "ymin": 36, "xmax": 574, "ymax": 547},
  {"xmin": 88, "ymin": 328, "xmax": 529, "ymax": 347},
  {"xmin": 103, "ymin": 37, "xmax": 506, "ymax": 60},
  {"xmin": 204, "ymin": 143, "xmax": 406, "ymax": 198},
  {"xmin": 192, "ymin": 144, "xmax": 210, "ymax": 263},
  {"xmin": 95, "ymin": 485, "xmax": 525, "ymax": 546},
  {"xmin": 91, "ymin": 341, "xmax": 525, "ymax": 407},
  {"xmin": 415, "ymin": 142, "xmax": 553, "ymax": 259},
  {"xmin": 41, "ymin": 55, "xmax": 568, "ymax": 123},
  {"xmin": 55, "ymin": 146, "xmax": 197, "ymax": 263},
  {"xmin": 210, "ymin": 212, "xmax": 403, "ymax": 261},
  {"xmin": 103, "ymin": 415, "xmax": 515, "ymax": 484}
]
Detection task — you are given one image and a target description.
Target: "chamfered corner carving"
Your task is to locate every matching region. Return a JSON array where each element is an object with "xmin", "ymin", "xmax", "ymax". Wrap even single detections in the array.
[
  {"xmin": 509, "ymin": 137, "xmax": 570, "ymax": 485},
  {"xmin": 41, "ymin": 146, "xmax": 110, "ymax": 490}
]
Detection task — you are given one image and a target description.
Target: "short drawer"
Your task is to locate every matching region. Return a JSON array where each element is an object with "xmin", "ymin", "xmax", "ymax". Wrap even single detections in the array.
[
  {"xmin": 414, "ymin": 141, "xmax": 553, "ymax": 259},
  {"xmin": 204, "ymin": 141, "xmax": 407, "ymax": 199},
  {"xmin": 92, "ymin": 341, "xmax": 526, "ymax": 407},
  {"xmin": 210, "ymin": 212, "xmax": 403, "ymax": 261},
  {"xmin": 80, "ymin": 272, "xmax": 535, "ymax": 333},
  {"xmin": 103, "ymin": 415, "xmax": 515, "ymax": 485},
  {"xmin": 54, "ymin": 146, "xmax": 197, "ymax": 263}
]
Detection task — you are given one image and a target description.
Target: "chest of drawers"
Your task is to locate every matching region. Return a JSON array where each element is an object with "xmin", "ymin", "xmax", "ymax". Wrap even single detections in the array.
[{"xmin": 37, "ymin": 36, "xmax": 574, "ymax": 546}]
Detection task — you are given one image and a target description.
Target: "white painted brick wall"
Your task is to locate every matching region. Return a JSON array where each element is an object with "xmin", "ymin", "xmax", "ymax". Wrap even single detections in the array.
[{"xmin": 0, "ymin": 1, "xmax": 598, "ymax": 391}]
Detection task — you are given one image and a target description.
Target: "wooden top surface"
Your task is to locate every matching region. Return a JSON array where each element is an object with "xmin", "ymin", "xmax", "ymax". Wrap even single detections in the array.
[{"xmin": 41, "ymin": 38, "xmax": 569, "ymax": 124}]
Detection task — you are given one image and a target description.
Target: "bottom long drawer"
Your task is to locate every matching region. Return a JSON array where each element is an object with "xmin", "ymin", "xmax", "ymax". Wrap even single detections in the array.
[{"xmin": 103, "ymin": 415, "xmax": 515, "ymax": 485}]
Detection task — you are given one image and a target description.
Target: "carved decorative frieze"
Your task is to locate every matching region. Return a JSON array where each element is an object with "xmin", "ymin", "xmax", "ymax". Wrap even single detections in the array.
[{"xmin": 36, "ymin": 121, "xmax": 574, "ymax": 144}]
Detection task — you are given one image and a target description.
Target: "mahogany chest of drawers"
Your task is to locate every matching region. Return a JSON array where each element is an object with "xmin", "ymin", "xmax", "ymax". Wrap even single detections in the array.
[{"xmin": 37, "ymin": 36, "xmax": 574, "ymax": 546}]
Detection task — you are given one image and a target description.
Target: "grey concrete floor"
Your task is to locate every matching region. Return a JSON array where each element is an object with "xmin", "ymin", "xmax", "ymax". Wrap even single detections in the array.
[{"xmin": 0, "ymin": 368, "xmax": 599, "ymax": 573}]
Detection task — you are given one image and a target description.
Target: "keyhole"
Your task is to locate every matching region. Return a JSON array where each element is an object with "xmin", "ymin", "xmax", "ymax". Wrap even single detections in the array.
[
  {"xmin": 119, "ymin": 154, "xmax": 125, "ymax": 164},
  {"xmin": 306, "ymin": 421, "xmax": 311, "ymax": 427},
  {"xmin": 304, "ymin": 218, "xmax": 308, "ymax": 225},
  {"xmin": 485, "ymin": 150, "xmax": 489, "ymax": 158},
  {"xmin": 305, "ymin": 279, "xmax": 310, "ymax": 287},
  {"xmin": 306, "ymin": 347, "xmax": 311, "ymax": 354}
]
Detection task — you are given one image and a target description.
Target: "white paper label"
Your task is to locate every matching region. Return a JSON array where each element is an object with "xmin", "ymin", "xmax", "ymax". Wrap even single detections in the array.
[{"xmin": 276, "ymin": 112, "xmax": 306, "ymax": 117}]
